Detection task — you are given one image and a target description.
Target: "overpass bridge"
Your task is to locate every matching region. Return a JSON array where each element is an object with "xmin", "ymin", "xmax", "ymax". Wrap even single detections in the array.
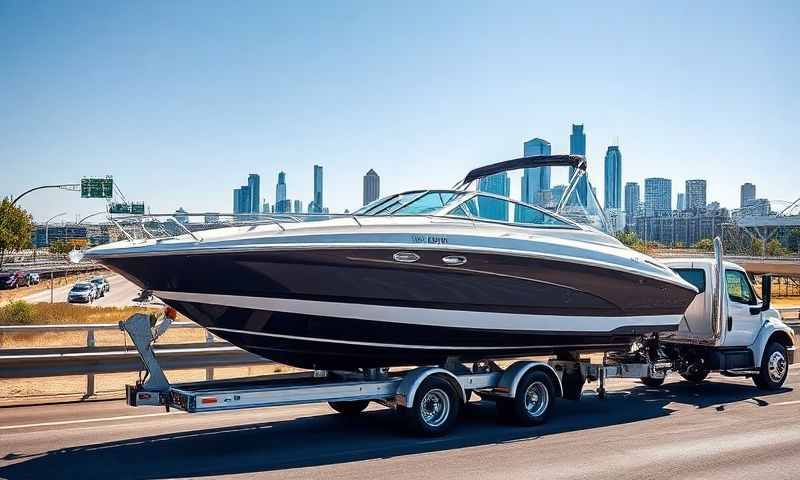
[{"xmin": 653, "ymin": 252, "xmax": 800, "ymax": 276}]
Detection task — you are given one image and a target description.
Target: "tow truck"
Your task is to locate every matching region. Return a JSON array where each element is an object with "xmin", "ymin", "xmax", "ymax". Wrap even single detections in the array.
[{"xmin": 119, "ymin": 238, "xmax": 796, "ymax": 436}]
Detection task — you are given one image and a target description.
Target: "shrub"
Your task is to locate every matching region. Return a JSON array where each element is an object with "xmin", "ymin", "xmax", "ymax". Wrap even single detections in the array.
[{"xmin": 0, "ymin": 301, "xmax": 36, "ymax": 325}]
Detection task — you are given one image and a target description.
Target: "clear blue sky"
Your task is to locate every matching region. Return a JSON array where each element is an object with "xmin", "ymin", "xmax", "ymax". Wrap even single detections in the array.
[{"xmin": 1, "ymin": 1, "xmax": 798, "ymax": 222}]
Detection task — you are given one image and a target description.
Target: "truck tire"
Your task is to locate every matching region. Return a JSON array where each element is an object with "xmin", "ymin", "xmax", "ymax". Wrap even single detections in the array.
[
  {"xmin": 753, "ymin": 342, "xmax": 789, "ymax": 390},
  {"xmin": 329, "ymin": 400, "xmax": 370, "ymax": 416},
  {"xmin": 640, "ymin": 377, "xmax": 665, "ymax": 387},
  {"xmin": 398, "ymin": 376, "xmax": 460, "ymax": 436},
  {"xmin": 496, "ymin": 371, "xmax": 555, "ymax": 426}
]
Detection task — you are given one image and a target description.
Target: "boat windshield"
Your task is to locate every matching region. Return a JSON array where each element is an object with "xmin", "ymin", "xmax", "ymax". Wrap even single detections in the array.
[
  {"xmin": 354, "ymin": 191, "xmax": 466, "ymax": 216},
  {"xmin": 446, "ymin": 194, "xmax": 576, "ymax": 228}
]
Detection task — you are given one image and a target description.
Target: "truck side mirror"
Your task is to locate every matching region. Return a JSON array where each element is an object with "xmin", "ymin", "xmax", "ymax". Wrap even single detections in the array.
[{"xmin": 761, "ymin": 274, "xmax": 771, "ymax": 312}]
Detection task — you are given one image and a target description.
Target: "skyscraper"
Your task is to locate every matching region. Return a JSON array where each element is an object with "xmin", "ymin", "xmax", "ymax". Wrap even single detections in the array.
[
  {"xmin": 685, "ymin": 179, "xmax": 707, "ymax": 211},
  {"xmin": 624, "ymin": 182, "xmax": 640, "ymax": 226},
  {"xmin": 232, "ymin": 185, "xmax": 252, "ymax": 214},
  {"xmin": 312, "ymin": 165, "xmax": 323, "ymax": 213},
  {"xmin": 569, "ymin": 124, "xmax": 588, "ymax": 206},
  {"xmin": 248, "ymin": 174, "xmax": 260, "ymax": 214},
  {"xmin": 293, "ymin": 200, "xmax": 303, "ymax": 214},
  {"xmin": 521, "ymin": 138, "xmax": 551, "ymax": 205},
  {"xmin": 275, "ymin": 171, "xmax": 288, "ymax": 213},
  {"xmin": 676, "ymin": 192, "xmax": 686, "ymax": 211},
  {"xmin": 363, "ymin": 169, "xmax": 380, "ymax": 205},
  {"xmin": 740, "ymin": 183, "xmax": 756, "ymax": 207},
  {"xmin": 478, "ymin": 173, "xmax": 511, "ymax": 221},
  {"xmin": 603, "ymin": 146, "xmax": 622, "ymax": 210},
  {"xmin": 644, "ymin": 178, "xmax": 672, "ymax": 215}
]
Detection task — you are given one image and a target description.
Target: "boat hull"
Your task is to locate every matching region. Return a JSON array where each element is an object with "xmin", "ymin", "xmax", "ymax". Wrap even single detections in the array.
[{"xmin": 97, "ymin": 246, "xmax": 697, "ymax": 369}]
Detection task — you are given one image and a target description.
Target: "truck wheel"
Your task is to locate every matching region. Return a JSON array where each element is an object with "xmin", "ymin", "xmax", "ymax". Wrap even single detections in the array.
[
  {"xmin": 680, "ymin": 369, "xmax": 709, "ymax": 383},
  {"xmin": 496, "ymin": 371, "xmax": 555, "ymax": 426},
  {"xmin": 640, "ymin": 377, "xmax": 665, "ymax": 387},
  {"xmin": 753, "ymin": 342, "xmax": 789, "ymax": 390},
  {"xmin": 329, "ymin": 400, "xmax": 370, "ymax": 416},
  {"xmin": 398, "ymin": 376, "xmax": 460, "ymax": 436}
]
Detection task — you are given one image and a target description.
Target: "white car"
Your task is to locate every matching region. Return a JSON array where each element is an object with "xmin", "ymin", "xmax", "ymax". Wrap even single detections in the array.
[{"xmin": 68, "ymin": 282, "xmax": 97, "ymax": 303}]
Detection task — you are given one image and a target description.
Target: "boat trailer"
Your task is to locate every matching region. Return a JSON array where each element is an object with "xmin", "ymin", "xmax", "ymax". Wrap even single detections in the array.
[{"xmin": 119, "ymin": 309, "xmax": 670, "ymax": 435}]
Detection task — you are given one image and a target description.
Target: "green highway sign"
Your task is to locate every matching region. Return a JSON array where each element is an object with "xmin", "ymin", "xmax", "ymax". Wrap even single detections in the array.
[
  {"xmin": 109, "ymin": 202, "xmax": 131, "ymax": 214},
  {"xmin": 81, "ymin": 177, "xmax": 113, "ymax": 199},
  {"xmin": 131, "ymin": 202, "xmax": 145, "ymax": 215}
]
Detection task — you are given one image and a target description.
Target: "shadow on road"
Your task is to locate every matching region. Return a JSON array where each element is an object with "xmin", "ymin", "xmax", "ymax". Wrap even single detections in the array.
[{"xmin": 0, "ymin": 380, "xmax": 790, "ymax": 479}]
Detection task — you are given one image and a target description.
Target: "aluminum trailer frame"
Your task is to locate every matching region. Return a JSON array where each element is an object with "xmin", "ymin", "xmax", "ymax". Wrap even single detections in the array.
[{"xmin": 119, "ymin": 311, "xmax": 668, "ymax": 434}]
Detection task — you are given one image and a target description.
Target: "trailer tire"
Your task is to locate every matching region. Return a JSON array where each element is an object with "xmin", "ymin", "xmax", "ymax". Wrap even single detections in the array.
[
  {"xmin": 640, "ymin": 377, "xmax": 665, "ymax": 387},
  {"xmin": 398, "ymin": 376, "xmax": 460, "ymax": 436},
  {"xmin": 329, "ymin": 400, "xmax": 370, "ymax": 416},
  {"xmin": 753, "ymin": 342, "xmax": 789, "ymax": 390},
  {"xmin": 680, "ymin": 369, "xmax": 709, "ymax": 383},
  {"xmin": 496, "ymin": 371, "xmax": 554, "ymax": 427}
]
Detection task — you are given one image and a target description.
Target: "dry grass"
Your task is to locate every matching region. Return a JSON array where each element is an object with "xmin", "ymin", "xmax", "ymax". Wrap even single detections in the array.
[
  {"xmin": 0, "ymin": 302, "xmax": 206, "ymax": 348},
  {"xmin": 773, "ymin": 297, "xmax": 800, "ymax": 308}
]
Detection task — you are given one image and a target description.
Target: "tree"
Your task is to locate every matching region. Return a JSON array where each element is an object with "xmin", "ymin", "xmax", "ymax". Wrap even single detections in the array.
[
  {"xmin": 693, "ymin": 238, "xmax": 714, "ymax": 252},
  {"xmin": 49, "ymin": 239, "xmax": 73, "ymax": 254},
  {"xmin": 750, "ymin": 238, "xmax": 764, "ymax": 256},
  {"xmin": 788, "ymin": 228, "xmax": 800, "ymax": 253},
  {"xmin": 614, "ymin": 230, "xmax": 640, "ymax": 248},
  {"xmin": 766, "ymin": 239, "xmax": 787, "ymax": 256},
  {"xmin": 0, "ymin": 198, "xmax": 34, "ymax": 269}
]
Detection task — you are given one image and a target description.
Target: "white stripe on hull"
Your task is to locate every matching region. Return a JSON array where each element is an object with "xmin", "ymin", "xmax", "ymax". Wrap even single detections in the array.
[
  {"xmin": 154, "ymin": 290, "xmax": 682, "ymax": 333},
  {"xmin": 207, "ymin": 326, "xmax": 631, "ymax": 351}
]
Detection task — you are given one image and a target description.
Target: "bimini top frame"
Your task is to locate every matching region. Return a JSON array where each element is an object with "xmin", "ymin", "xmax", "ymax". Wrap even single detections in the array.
[{"xmin": 455, "ymin": 154, "xmax": 586, "ymax": 190}]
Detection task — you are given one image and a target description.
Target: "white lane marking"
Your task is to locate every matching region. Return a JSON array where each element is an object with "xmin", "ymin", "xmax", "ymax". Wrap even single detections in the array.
[
  {"xmin": 156, "ymin": 291, "xmax": 681, "ymax": 332},
  {"xmin": 771, "ymin": 400, "xmax": 800, "ymax": 406},
  {"xmin": 0, "ymin": 411, "xmax": 180, "ymax": 431}
]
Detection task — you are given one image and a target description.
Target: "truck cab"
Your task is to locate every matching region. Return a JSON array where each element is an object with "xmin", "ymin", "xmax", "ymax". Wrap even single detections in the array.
[{"xmin": 659, "ymin": 248, "xmax": 796, "ymax": 389}]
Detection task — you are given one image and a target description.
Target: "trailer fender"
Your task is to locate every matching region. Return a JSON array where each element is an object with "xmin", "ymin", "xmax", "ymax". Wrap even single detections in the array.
[
  {"xmin": 395, "ymin": 367, "xmax": 465, "ymax": 408},
  {"xmin": 495, "ymin": 361, "xmax": 563, "ymax": 399}
]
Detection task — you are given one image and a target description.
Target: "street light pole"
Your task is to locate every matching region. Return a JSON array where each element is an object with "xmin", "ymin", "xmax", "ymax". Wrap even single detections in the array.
[{"xmin": 43, "ymin": 212, "xmax": 67, "ymax": 247}]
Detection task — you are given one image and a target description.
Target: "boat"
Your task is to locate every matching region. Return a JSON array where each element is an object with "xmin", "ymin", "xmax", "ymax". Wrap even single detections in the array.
[{"xmin": 86, "ymin": 155, "xmax": 698, "ymax": 370}]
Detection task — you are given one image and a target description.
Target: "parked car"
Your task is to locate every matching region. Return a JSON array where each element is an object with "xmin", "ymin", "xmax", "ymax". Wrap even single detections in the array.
[
  {"xmin": 68, "ymin": 282, "xmax": 97, "ymax": 303},
  {"xmin": 89, "ymin": 277, "xmax": 110, "ymax": 297},
  {"xmin": 27, "ymin": 272, "xmax": 40, "ymax": 285},
  {"xmin": 0, "ymin": 271, "xmax": 29, "ymax": 289}
]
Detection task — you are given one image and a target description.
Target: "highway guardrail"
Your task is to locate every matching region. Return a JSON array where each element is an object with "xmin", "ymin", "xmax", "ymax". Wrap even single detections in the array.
[{"xmin": 0, "ymin": 321, "xmax": 271, "ymax": 397}]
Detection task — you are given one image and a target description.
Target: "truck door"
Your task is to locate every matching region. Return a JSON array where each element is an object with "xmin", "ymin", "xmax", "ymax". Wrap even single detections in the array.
[{"xmin": 721, "ymin": 269, "xmax": 762, "ymax": 347}]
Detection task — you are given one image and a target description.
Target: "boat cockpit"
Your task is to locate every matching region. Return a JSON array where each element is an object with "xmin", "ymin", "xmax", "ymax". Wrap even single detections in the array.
[{"xmin": 354, "ymin": 154, "xmax": 611, "ymax": 234}]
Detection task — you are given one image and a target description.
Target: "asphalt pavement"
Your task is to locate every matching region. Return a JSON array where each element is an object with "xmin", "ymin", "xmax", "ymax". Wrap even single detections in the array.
[
  {"xmin": 21, "ymin": 274, "xmax": 160, "ymax": 308},
  {"xmin": 1, "ymin": 368, "xmax": 799, "ymax": 479}
]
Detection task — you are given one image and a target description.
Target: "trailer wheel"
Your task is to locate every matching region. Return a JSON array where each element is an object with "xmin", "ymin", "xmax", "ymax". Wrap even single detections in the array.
[
  {"xmin": 329, "ymin": 400, "xmax": 370, "ymax": 416},
  {"xmin": 398, "ymin": 376, "xmax": 460, "ymax": 436},
  {"xmin": 753, "ymin": 342, "xmax": 789, "ymax": 390},
  {"xmin": 680, "ymin": 369, "xmax": 709, "ymax": 383},
  {"xmin": 496, "ymin": 371, "xmax": 554, "ymax": 426},
  {"xmin": 640, "ymin": 377, "xmax": 665, "ymax": 387}
]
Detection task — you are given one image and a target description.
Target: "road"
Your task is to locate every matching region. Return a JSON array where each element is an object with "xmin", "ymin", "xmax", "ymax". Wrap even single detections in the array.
[
  {"xmin": 21, "ymin": 274, "xmax": 161, "ymax": 308},
  {"xmin": 1, "ymin": 369, "xmax": 800, "ymax": 479}
]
